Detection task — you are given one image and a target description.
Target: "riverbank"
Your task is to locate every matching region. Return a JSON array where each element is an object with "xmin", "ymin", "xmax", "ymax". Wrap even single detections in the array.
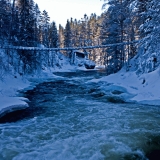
[
  {"xmin": 89, "ymin": 67, "xmax": 160, "ymax": 106},
  {"xmin": 0, "ymin": 66, "xmax": 160, "ymax": 118},
  {"xmin": 0, "ymin": 66, "xmax": 85, "ymax": 117},
  {"xmin": 0, "ymin": 74, "xmax": 30, "ymax": 118}
]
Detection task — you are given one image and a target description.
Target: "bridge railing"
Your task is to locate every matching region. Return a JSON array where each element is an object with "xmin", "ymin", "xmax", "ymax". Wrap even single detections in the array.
[
  {"xmin": 0, "ymin": 40, "xmax": 139, "ymax": 51},
  {"xmin": 0, "ymin": 40, "xmax": 140, "ymax": 75}
]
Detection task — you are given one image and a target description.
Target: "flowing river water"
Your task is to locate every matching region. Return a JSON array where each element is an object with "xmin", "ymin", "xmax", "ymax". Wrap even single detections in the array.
[{"xmin": 0, "ymin": 70, "xmax": 160, "ymax": 160}]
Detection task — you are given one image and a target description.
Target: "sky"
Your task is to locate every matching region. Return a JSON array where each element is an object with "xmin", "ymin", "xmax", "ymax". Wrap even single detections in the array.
[{"xmin": 34, "ymin": 0, "xmax": 104, "ymax": 27}]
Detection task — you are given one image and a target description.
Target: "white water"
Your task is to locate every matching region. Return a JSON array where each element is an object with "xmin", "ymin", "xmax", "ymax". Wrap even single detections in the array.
[{"xmin": 0, "ymin": 71, "xmax": 160, "ymax": 160}]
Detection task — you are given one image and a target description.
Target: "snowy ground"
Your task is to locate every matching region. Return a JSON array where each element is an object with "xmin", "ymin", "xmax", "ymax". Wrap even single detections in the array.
[
  {"xmin": 0, "ymin": 75, "xmax": 30, "ymax": 117},
  {"xmin": 0, "ymin": 65, "xmax": 86, "ymax": 117},
  {"xmin": 89, "ymin": 67, "xmax": 160, "ymax": 105},
  {"xmin": 0, "ymin": 65, "xmax": 160, "ymax": 117}
]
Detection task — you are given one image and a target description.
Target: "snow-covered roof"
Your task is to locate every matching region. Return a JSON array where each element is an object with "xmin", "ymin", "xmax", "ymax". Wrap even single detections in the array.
[{"xmin": 73, "ymin": 50, "xmax": 89, "ymax": 55}]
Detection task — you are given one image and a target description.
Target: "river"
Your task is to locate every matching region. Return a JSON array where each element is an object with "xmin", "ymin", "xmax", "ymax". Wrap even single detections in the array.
[{"xmin": 0, "ymin": 70, "xmax": 160, "ymax": 160}]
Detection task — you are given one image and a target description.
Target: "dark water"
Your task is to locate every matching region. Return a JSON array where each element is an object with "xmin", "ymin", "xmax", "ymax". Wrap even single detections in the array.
[{"xmin": 0, "ymin": 70, "xmax": 160, "ymax": 160}]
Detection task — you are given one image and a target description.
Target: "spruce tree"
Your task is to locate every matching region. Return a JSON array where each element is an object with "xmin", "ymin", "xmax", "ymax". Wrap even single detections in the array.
[
  {"xmin": 33, "ymin": 3, "xmax": 42, "ymax": 46},
  {"xmin": 48, "ymin": 21, "xmax": 58, "ymax": 48},
  {"xmin": 0, "ymin": 0, "xmax": 11, "ymax": 42},
  {"xmin": 64, "ymin": 20, "xmax": 72, "ymax": 47},
  {"xmin": 101, "ymin": 0, "xmax": 125, "ymax": 73},
  {"xmin": 16, "ymin": 0, "xmax": 36, "ymax": 46},
  {"xmin": 140, "ymin": 0, "xmax": 160, "ymax": 55},
  {"xmin": 58, "ymin": 24, "xmax": 65, "ymax": 48},
  {"xmin": 41, "ymin": 10, "xmax": 50, "ymax": 47}
]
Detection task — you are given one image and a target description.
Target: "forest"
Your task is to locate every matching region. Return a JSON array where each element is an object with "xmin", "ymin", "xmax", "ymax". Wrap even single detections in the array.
[
  {"xmin": 0, "ymin": 0, "xmax": 160, "ymax": 76},
  {"xmin": 0, "ymin": 2, "xmax": 160, "ymax": 158}
]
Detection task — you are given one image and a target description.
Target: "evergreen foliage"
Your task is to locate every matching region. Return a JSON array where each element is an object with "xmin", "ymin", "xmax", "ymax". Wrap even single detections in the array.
[
  {"xmin": 48, "ymin": 22, "xmax": 58, "ymax": 48},
  {"xmin": 0, "ymin": 0, "xmax": 11, "ymax": 42},
  {"xmin": 0, "ymin": 0, "xmax": 58, "ymax": 48},
  {"xmin": 0, "ymin": 0, "xmax": 159, "ymax": 76},
  {"xmin": 135, "ymin": 0, "xmax": 160, "ymax": 74},
  {"xmin": 64, "ymin": 20, "xmax": 72, "ymax": 48},
  {"xmin": 0, "ymin": 0, "xmax": 59, "ymax": 76}
]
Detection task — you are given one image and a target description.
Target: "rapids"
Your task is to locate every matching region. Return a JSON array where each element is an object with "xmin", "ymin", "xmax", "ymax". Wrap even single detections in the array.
[{"xmin": 0, "ymin": 70, "xmax": 160, "ymax": 160}]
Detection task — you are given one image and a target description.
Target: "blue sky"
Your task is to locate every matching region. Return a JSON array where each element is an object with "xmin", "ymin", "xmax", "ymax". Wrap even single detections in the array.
[{"xmin": 34, "ymin": 0, "xmax": 104, "ymax": 27}]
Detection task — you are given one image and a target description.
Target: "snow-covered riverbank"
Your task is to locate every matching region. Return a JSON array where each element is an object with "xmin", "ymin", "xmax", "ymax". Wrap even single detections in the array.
[
  {"xmin": 0, "ymin": 75, "xmax": 30, "ymax": 117},
  {"xmin": 0, "ymin": 66, "xmax": 160, "ymax": 118},
  {"xmin": 0, "ymin": 65, "xmax": 84, "ymax": 117},
  {"xmin": 89, "ymin": 67, "xmax": 160, "ymax": 106}
]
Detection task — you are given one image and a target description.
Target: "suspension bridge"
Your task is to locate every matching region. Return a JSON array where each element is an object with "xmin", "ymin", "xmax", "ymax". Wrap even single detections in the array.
[
  {"xmin": 0, "ymin": 40, "xmax": 140, "ymax": 75},
  {"xmin": 0, "ymin": 40, "xmax": 139, "ymax": 51}
]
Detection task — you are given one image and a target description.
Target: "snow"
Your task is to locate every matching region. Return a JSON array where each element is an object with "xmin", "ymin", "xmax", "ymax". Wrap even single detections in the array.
[
  {"xmin": 1, "ymin": 65, "xmax": 160, "ymax": 118},
  {"xmin": 0, "ymin": 61, "xmax": 86, "ymax": 117},
  {"xmin": 0, "ymin": 51, "xmax": 160, "ymax": 118},
  {"xmin": 0, "ymin": 75, "xmax": 30, "ymax": 117},
  {"xmin": 89, "ymin": 67, "xmax": 160, "ymax": 105}
]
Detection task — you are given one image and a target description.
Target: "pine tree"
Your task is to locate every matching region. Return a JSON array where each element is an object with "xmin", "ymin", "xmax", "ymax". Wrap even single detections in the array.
[
  {"xmin": 0, "ymin": 0, "xmax": 11, "ymax": 42},
  {"xmin": 69, "ymin": 18, "xmax": 77, "ymax": 47},
  {"xmin": 48, "ymin": 21, "xmax": 58, "ymax": 48},
  {"xmin": 16, "ymin": 0, "xmax": 36, "ymax": 46},
  {"xmin": 64, "ymin": 20, "xmax": 72, "ymax": 47},
  {"xmin": 140, "ymin": 0, "xmax": 160, "ymax": 55},
  {"xmin": 58, "ymin": 24, "xmax": 65, "ymax": 48},
  {"xmin": 123, "ymin": 0, "xmax": 137, "ymax": 59},
  {"xmin": 101, "ymin": 0, "xmax": 126, "ymax": 73},
  {"xmin": 80, "ymin": 14, "xmax": 88, "ymax": 46},
  {"xmin": 33, "ymin": 3, "xmax": 42, "ymax": 46},
  {"xmin": 41, "ymin": 10, "xmax": 50, "ymax": 47},
  {"xmin": 136, "ymin": 0, "xmax": 152, "ymax": 38},
  {"xmin": 100, "ymin": 0, "xmax": 140, "ymax": 73}
]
